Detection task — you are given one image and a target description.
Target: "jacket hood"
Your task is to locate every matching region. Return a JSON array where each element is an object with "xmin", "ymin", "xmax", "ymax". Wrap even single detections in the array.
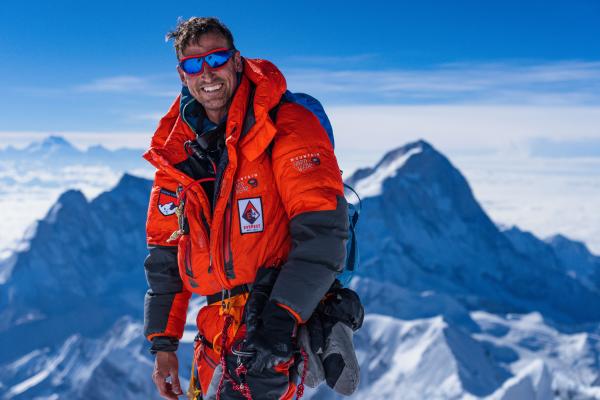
[{"xmin": 144, "ymin": 58, "xmax": 287, "ymax": 171}]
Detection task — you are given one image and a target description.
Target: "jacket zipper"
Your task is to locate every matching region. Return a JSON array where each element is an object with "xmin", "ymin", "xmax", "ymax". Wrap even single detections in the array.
[
  {"xmin": 213, "ymin": 126, "xmax": 237, "ymax": 286},
  {"xmin": 206, "ymin": 157, "xmax": 218, "ymax": 275},
  {"xmin": 222, "ymin": 194, "xmax": 234, "ymax": 279},
  {"xmin": 200, "ymin": 213, "xmax": 212, "ymax": 274},
  {"xmin": 184, "ymin": 237, "xmax": 193, "ymax": 278}
]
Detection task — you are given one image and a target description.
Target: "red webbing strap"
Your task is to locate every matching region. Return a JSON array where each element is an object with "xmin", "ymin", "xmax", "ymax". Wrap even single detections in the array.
[
  {"xmin": 215, "ymin": 315, "xmax": 253, "ymax": 400},
  {"xmin": 296, "ymin": 347, "xmax": 309, "ymax": 399},
  {"xmin": 233, "ymin": 364, "xmax": 253, "ymax": 400}
]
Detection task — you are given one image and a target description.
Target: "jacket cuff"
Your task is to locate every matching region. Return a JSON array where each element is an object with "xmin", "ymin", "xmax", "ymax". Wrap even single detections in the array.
[
  {"xmin": 149, "ymin": 336, "xmax": 179, "ymax": 354},
  {"xmin": 276, "ymin": 302, "xmax": 303, "ymax": 323},
  {"xmin": 261, "ymin": 301, "xmax": 297, "ymax": 338}
]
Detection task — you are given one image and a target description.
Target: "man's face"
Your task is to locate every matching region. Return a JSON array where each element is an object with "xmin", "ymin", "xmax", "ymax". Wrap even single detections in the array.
[{"xmin": 177, "ymin": 32, "xmax": 242, "ymax": 123}]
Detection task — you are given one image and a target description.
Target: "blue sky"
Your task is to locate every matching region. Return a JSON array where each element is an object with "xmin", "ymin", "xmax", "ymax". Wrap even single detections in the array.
[
  {"xmin": 1, "ymin": 0, "xmax": 600, "ymax": 253},
  {"xmin": 1, "ymin": 0, "xmax": 599, "ymax": 153}
]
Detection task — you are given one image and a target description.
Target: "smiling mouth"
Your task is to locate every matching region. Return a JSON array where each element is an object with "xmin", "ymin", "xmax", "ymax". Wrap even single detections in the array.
[{"xmin": 202, "ymin": 83, "xmax": 224, "ymax": 93}]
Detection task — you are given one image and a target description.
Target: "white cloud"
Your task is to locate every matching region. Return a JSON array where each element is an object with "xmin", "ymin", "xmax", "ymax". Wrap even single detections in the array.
[
  {"xmin": 529, "ymin": 137, "xmax": 600, "ymax": 157},
  {"xmin": 75, "ymin": 76, "xmax": 149, "ymax": 93},
  {"xmin": 452, "ymin": 154, "xmax": 600, "ymax": 255},
  {"xmin": 2, "ymin": 100, "xmax": 600, "ymax": 255},
  {"xmin": 283, "ymin": 60, "xmax": 600, "ymax": 106},
  {"xmin": 328, "ymin": 104, "xmax": 600, "ymax": 174},
  {"xmin": 0, "ymin": 131, "xmax": 149, "ymax": 150},
  {"xmin": 128, "ymin": 112, "xmax": 167, "ymax": 123},
  {"xmin": 3, "ymin": 102, "xmax": 600, "ymax": 164},
  {"xmin": 74, "ymin": 74, "xmax": 178, "ymax": 97}
]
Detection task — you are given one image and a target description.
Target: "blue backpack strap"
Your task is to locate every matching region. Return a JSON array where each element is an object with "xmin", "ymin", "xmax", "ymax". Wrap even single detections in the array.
[{"xmin": 343, "ymin": 183, "xmax": 361, "ymax": 272}]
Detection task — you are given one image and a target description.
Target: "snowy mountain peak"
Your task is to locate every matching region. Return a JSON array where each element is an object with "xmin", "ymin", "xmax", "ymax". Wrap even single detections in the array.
[
  {"xmin": 43, "ymin": 135, "xmax": 70, "ymax": 146},
  {"xmin": 26, "ymin": 136, "xmax": 77, "ymax": 153},
  {"xmin": 44, "ymin": 190, "xmax": 88, "ymax": 224},
  {"xmin": 352, "ymin": 140, "xmax": 600, "ymax": 324},
  {"xmin": 115, "ymin": 173, "xmax": 147, "ymax": 189},
  {"xmin": 0, "ymin": 136, "xmax": 146, "ymax": 171},
  {"xmin": 55, "ymin": 189, "xmax": 87, "ymax": 206},
  {"xmin": 376, "ymin": 139, "xmax": 432, "ymax": 168},
  {"xmin": 85, "ymin": 144, "xmax": 111, "ymax": 156},
  {"xmin": 346, "ymin": 139, "xmax": 433, "ymax": 198}
]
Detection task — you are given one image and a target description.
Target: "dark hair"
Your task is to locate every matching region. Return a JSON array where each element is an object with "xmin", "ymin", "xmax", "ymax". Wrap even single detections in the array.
[{"xmin": 166, "ymin": 17, "xmax": 235, "ymax": 59}]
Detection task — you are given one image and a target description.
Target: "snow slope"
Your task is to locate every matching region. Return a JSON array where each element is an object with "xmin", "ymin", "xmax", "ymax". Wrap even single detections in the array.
[{"xmin": 0, "ymin": 135, "xmax": 152, "ymax": 266}]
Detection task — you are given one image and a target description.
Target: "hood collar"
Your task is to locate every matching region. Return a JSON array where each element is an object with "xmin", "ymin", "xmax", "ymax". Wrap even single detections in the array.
[
  {"xmin": 234, "ymin": 58, "xmax": 287, "ymax": 161},
  {"xmin": 146, "ymin": 58, "xmax": 287, "ymax": 166}
]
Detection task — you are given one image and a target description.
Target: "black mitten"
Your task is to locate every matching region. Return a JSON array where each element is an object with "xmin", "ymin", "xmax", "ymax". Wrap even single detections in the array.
[
  {"xmin": 245, "ymin": 301, "xmax": 296, "ymax": 374},
  {"xmin": 244, "ymin": 267, "xmax": 280, "ymax": 343}
]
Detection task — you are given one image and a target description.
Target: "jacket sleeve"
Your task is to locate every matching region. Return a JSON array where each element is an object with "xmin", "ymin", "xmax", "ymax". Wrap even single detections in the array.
[
  {"xmin": 143, "ymin": 170, "xmax": 191, "ymax": 350},
  {"xmin": 269, "ymin": 103, "xmax": 349, "ymax": 322}
]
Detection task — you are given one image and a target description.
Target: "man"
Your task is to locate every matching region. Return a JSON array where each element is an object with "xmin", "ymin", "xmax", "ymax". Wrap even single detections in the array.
[{"xmin": 143, "ymin": 17, "xmax": 348, "ymax": 399}]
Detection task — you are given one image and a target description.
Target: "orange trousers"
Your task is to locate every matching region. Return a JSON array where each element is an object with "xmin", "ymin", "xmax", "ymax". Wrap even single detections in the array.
[{"xmin": 191, "ymin": 294, "xmax": 297, "ymax": 400}]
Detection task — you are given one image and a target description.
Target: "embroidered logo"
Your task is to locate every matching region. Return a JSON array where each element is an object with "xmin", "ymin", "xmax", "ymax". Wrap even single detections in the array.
[
  {"xmin": 291, "ymin": 152, "xmax": 321, "ymax": 172},
  {"xmin": 238, "ymin": 197, "xmax": 264, "ymax": 234},
  {"xmin": 235, "ymin": 180, "xmax": 250, "ymax": 194},
  {"xmin": 235, "ymin": 173, "xmax": 259, "ymax": 194},
  {"xmin": 157, "ymin": 188, "xmax": 178, "ymax": 216}
]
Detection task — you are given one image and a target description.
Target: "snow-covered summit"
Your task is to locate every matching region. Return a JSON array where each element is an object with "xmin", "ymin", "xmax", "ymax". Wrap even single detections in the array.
[
  {"xmin": 0, "ymin": 135, "xmax": 145, "ymax": 170},
  {"xmin": 352, "ymin": 141, "xmax": 600, "ymax": 324},
  {"xmin": 0, "ymin": 173, "xmax": 152, "ymax": 362},
  {"xmin": 24, "ymin": 135, "xmax": 76, "ymax": 153},
  {"xmin": 346, "ymin": 139, "xmax": 429, "ymax": 198}
]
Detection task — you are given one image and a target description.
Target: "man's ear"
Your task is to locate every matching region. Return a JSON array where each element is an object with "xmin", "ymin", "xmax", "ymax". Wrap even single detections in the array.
[
  {"xmin": 233, "ymin": 51, "xmax": 243, "ymax": 73},
  {"xmin": 177, "ymin": 66, "xmax": 188, "ymax": 86}
]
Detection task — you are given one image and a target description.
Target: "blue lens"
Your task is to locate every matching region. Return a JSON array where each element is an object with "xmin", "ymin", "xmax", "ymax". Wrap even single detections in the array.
[
  {"xmin": 180, "ymin": 50, "xmax": 233, "ymax": 75},
  {"xmin": 181, "ymin": 58, "xmax": 203, "ymax": 74},
  {"xmin": 204, "ymin": 51, "xmax": 233, "ymax": 68}
]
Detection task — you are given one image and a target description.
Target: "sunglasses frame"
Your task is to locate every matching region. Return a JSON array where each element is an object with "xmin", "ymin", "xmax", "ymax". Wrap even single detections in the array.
[{"xmin": 178, "ymin": 48, "xmax": 236, "ymax": 76}]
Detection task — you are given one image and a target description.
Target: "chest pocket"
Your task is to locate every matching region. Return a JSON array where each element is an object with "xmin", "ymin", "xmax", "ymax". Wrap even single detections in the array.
[
  {"xmin": 227, "ymin": 151, "xmax": 290, "ymax": 283},
  {"xmin": 232, "ymin": 152, "xmax": 275, "ymax": 234}
]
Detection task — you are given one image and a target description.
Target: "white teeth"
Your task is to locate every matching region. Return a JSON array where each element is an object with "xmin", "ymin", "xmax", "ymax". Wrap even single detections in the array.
[{"xmin": 202, "ymin": 83, "xmax": 223, "ymax": 92}]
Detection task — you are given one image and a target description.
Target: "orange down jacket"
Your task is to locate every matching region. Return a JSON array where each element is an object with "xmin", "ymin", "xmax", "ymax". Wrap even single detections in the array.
[{"xmin": 142, "ymin": 58, "xmax": 348, "ymax": 344}]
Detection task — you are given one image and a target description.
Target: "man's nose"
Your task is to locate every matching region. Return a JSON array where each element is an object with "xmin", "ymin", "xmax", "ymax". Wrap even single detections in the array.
[{"xmin": 201, "ymin": 64, "xmax": 216, "ymax": 81}]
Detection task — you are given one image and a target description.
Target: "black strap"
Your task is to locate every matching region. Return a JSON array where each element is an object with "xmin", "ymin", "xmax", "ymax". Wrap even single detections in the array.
[
  {"xmin": 194, "ymin": 332, "xmax": 214, "ymax": 349},
  {"xmin": 205, "ymin": 284, "xmax": 251, "ymax": 305}
]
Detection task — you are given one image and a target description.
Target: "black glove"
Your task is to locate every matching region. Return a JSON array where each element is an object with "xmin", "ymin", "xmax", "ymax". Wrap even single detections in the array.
[
  {"xmin": 244, "ymin": 267, "xmax": 280, "ymax": 344},
  {"xmin": 319, "ymin": 281, "xmax": 364, "ymax": 334},
  {"xmin": 244, "ymin": 300, "xmax": 297, "ymax": 374}
]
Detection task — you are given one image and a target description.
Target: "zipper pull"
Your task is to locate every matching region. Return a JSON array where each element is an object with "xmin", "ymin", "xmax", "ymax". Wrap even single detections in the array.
[
  {"xmin": 220, "ymin": 289, "xmax": 232, "ymax": 314},
  {"xmin": 166, "ymin": 229, "xmax": 183, "ymax": 243}
]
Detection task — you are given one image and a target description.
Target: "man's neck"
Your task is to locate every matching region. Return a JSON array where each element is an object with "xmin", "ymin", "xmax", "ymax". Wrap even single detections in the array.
[{"xmin": 206, "ymin": 110, "xmax": 226, "ymax": 124}]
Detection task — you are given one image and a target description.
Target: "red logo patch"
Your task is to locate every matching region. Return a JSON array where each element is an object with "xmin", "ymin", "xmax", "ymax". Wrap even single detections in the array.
[
  {"xmin": 237, "ymin": 197, "xmax": 264, "ymax": 234},
  {"xmin": 242, "ymin": 201, "xmax": 260, "ymax": 224},
  {"xmin": 158, "ymin": 189, "xmax": 177, "ymax": 216}
]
